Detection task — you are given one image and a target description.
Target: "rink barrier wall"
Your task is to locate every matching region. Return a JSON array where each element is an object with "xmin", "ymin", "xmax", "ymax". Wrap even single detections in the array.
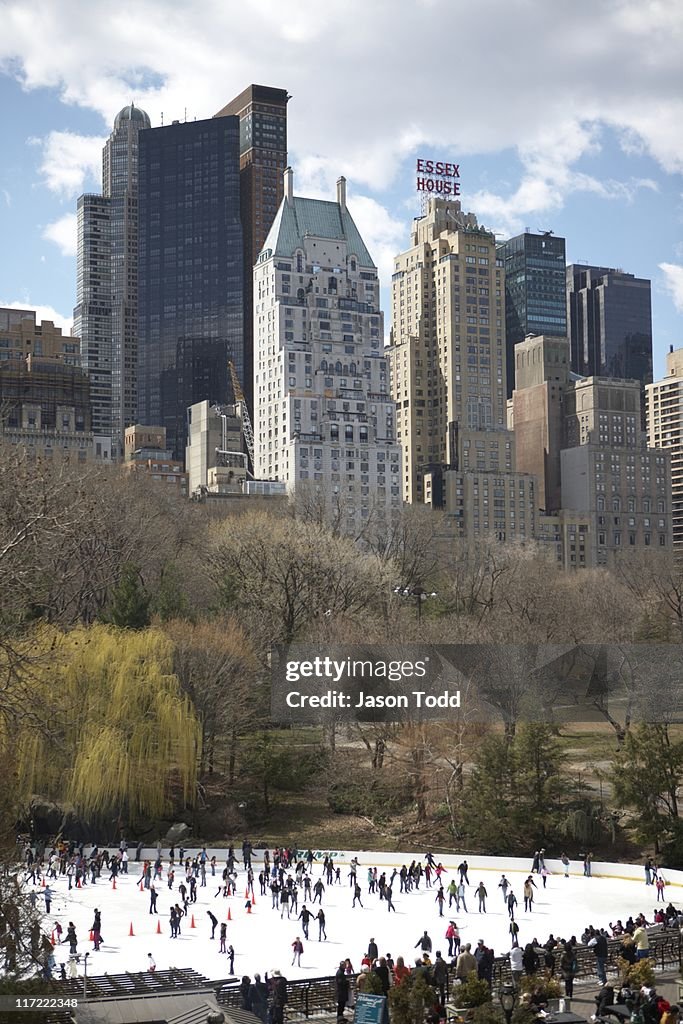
[{"xmin": 133, "ymin": 850, "xmax": 683, "ymax": 888}]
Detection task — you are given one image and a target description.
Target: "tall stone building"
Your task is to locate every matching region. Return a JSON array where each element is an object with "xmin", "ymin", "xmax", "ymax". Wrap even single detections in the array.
[
  {"xmin": 74, "ymin": 104, "xmax": 151, "ymax": 460},
  {"xmin": 215, "ymin": 85, "xmax": 289, "ymax": 408},
  {"xmin": 646, "ymin": 346, "xmax": 683, "ymax": 556},
  {"xmin": 390, "ymin": 198, "xmax": 507, "ymax": 505},
  {"xmin": 510, "ymin": 334, "xmax": 671, "ymax": 567},
  {"xmin": 253, "ymin": 170, "xmax": 401, "ymax": 533},
  {"xmin": 561, "ymin": 376, "xmax": 670, "ymax": 566},
  {"xmin": 510, "ymin": 334, "xmax": 573, "ymax": 514},
  {"xmin": 137, "ymin": 115, "xmax": 243, "ymax": 460}
]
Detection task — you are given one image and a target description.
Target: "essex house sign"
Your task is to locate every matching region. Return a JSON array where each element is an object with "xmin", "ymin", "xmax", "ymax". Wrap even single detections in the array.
[{"xmin": 416, "ymin": 157, "xmax": 461, "ymax": 196}]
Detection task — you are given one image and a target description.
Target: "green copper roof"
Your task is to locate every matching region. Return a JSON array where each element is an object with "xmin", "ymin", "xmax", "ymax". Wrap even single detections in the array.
[{"xmin": 262, "ymin": 196, "xmax": 375, "ymax": 268}]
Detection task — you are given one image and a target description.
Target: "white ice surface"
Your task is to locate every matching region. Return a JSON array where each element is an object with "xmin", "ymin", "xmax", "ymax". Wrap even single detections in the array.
[{"xmin": 36, "ymin": 851, "xmax": 677, "ymax": 980}]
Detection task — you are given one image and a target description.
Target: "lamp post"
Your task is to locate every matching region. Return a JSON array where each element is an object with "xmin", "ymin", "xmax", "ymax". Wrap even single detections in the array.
[
  {"xmin": 393, "ymin": 583, "xmax": 437, "ymax": 623},
  {"xmin": 207, "ymin": 1013, "xmax": 225, "ymax": 1024},
  {"xmin": 82, "ymin": 952, "xmax": 90, "ymax": 1001},
  {"xmin": 499, "ymin": 981, "xmax": 516, "ymax": 1024}
]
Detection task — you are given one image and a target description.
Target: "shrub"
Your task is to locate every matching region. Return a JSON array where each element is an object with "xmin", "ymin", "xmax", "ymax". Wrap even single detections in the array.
[
  {"xmin": 454, "ymin": 972, "xmax": 492, "ymax": 1008},
  {"xmin": 619, "ymin": 958, "xmax": 655, "ymax": 989}
]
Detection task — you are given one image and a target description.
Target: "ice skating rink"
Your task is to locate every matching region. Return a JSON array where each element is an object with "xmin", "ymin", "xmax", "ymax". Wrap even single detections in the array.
[{"xmin": 38, "ymin": 851, "xmax": 678, "ymax": 980}]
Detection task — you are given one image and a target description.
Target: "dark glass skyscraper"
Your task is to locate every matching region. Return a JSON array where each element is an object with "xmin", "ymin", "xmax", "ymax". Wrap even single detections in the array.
[
  {"xmin": 137, "ymin": 116, "xmax": 243, "ymax": 459},
  {"xmin": 497, "ymin": 230, "xmax": 567, "ymax": 397},
  {"xmin": 214, "ymin": 85, "xmax": 289, "ymax": 407},
  {"xmin": 567, "ymin": 264, "xmax": 653, "ymax": 426}
]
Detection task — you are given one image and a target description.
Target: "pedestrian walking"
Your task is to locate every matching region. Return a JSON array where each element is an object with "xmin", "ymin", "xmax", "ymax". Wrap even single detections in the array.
[
  {"xmin": 507, "ymin": 891, "xmax": 518, "ymax": 920},
  {"xmin": 475, "ymin": 882, "xmax": 487, "ymax": 913},
  {"xmin": 435, "ymin": 886, "xmax": 446, "ymax": 917},
  {"xmin": 317, "ymin": 908, "xmax": 327, "ymax": 940},
  {"xmin": 207, "ymin": 910, "xmax": 218, "ymax": 938},
  {"xmin": 457, "ymin": 881, "xmax": 468, "ymax": 913},
  {"xmin": 147, "ymin": 953, "xmax": 156, "ymax": 973},
  {"xmin": 227, "ymin": 944, "xmax": 235, "ymax": 973},
  {"xmin": 352, "ymin": 883, "xmax": 363, "ymax": 908},
  {"xmin": 561, "ymin": 853, "xmax": 570, "ymax": 878},
  {"xmin": 499, "ymin": 875, "xmax": 509, "ymax": 902},
  {"xmin": 66, "ymin": 922, "xmax": 77, "ymax": 955},
  {"xmin": 149, "ymin": 885, "xmax": 158, "ymax": 914},
  {"xmin": 219, "ymin": 922, "xmax": 227, "ymax": 953}
]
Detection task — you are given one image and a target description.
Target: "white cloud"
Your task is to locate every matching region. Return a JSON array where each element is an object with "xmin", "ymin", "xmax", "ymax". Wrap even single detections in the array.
[
  {"xmin": 659, "ymin": 263, "xmax": 683, "ymax": 314},
  {"xmin": 42, "ymin": 212, "xmax": 77, "ymax": 256},
  {"xmin": 346, "ymin": 193, "xmax": 406, "ymax": 291},
  {"xmin": 35, "ymin": 131, "xmax": 104, "ymax": 197},
  {"xmin": 0, "ymin": 0, "xmax": 681, "ymax": 209},
  {"xmin": 0, "ymin": 299, "xmax": 73, "ymax": 334},
  {"xmin": 1, "ymin": 188, "xmax": 10, "ymax": 207}
]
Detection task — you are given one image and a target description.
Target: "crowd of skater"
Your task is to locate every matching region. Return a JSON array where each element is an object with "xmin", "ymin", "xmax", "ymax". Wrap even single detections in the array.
[{"xmin": 17, "ymin": 836, "xmax": 682, "ymax": 1019}]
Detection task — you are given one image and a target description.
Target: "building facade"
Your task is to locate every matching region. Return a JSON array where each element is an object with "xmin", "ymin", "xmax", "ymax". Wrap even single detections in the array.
[
  {"xmin": 137, "ymin": 116, "xmax": 243, "ymax": 459},
  {"xmin": 104, "ymin": 104, "xmax": 150, "ymax": 458},
  {"xmin": 74, "ymin": 104, "xmax": 151, "ymax": 460},
  {"xmin": 253, "ymin": 171, "xmax": 401, "ymax": 532},
  {"xmin": 510, "ymin": 334, "xmax": 573, "ymax": 513},
  {"xmin": 186, "ymin": 399, "xmax": 248, "ymax": 497},
  {"xmin": 0, "ymin": 308, "xmax": 81, "ymax": 365},
  {"xmin": 566, "ymin": 264, "xmax": 653, "ymax": 425},
  {"xmin": 214, "ymin": 85, "xmax": 289, "ymax": 409},
  {"xmin": 556, "ymin": 372, "xmax": 669, "ymax": 566},
  {"xmin": 0, "ymin": 356, "xmax": 93, "ymax": 462},
  {"xmin": 497, "ymin": 230, "xmax": 567, "ymax": 399},
  {"xmin": 123, "ymin": 423, "xmax": 188, "ymax": 495},
  {"xmin": 73, "ymin": 193, "xmax": 112, "ymax": 457},
  {"xmin": 646, "ymin": 346, "xmax": 683, "ymax": 555},
  {"xmin": 389, "ymin": 199, "xmax": 507, "ymax": 504}
]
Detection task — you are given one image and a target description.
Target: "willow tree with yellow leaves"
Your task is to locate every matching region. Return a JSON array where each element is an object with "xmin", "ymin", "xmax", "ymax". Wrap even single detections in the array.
[{"xmin": 10, "ymin": 625, "xmax": 201, "ymax": 826}]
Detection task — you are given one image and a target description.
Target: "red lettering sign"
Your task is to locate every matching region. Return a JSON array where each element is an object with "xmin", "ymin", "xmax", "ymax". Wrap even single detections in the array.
[{"xmin": 416, "ymin": 157, "xmax": 462, "ymax": 197}]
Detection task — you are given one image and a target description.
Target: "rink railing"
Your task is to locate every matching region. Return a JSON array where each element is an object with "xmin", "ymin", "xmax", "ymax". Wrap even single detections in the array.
[{"xmin": 216, "ymin": 931, "xmax": 683, "ymax": 1019}]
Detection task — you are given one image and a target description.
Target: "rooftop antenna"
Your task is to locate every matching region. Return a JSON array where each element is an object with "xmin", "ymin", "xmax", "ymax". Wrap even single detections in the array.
[
  {"xmin": 161, "ymin": 111, "xmax": 164, "ymax": 126},
  {"xmin": 184, "ymin": 107, "xmax": 187, "ymax": 122}
]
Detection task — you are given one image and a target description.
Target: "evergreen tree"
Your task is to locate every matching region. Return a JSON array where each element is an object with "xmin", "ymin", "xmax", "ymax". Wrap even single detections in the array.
[{"xmin": 101, "ymin": 563, "xmax": 150, "ymax": 629}]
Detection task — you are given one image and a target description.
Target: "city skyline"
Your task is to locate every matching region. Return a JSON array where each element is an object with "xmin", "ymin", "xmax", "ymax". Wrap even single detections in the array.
[{"xmin": 0, "ymin": 0, "xmax": 682, "ymax": 379}]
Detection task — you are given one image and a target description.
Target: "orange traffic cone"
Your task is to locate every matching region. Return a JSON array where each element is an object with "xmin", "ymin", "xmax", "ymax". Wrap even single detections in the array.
[
  {"xmin": 245, "ymin": 888, "xmax": 249, "ymax": 898},
  {"xmin": 252, "ymin": 895, "xmax": 256, "ymax": 906},
  {"xmin": 129, "ymin": 922, "xmax": 134, "ymax": 937},
  {"xmin": 227, "ymin": 908, "xmax": 232, "ymax": 921},
  {"xmin": 139, "ymin": 879, "xmax": 144, "ymax": 891},
  {"xmin": 246, "ymin": 904, "xmax": 252, "ymax": 914},
  {"xmin": 76, "ymin": 877, "xmax": 81, "ymax": 888},
  {"xmin": 190, "ymin": 914, "xmax": 196, "ymax": 929},
  {"xmin": 156, "ymin": 920, "xmax": 161, "ymax": 935},
  {"xmin": 89, "ymin": 930, "xmax": 94, "ymax": 941},
  {"xmin": 112, "ymin": 878, "xmax": 117, "ymax": 890},
  {"xmin": 41, "ymin": 877, "xmax": 46, "ymax": 887},
  {"xmin": 50, "ymin": 930, "xmax": 56, "ymax": 947}
]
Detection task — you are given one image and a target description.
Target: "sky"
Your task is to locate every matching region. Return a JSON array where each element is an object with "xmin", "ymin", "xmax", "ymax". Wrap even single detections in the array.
[{"xmin": 0, "ymin": 0, "xmax": 682, "ymax": 378}]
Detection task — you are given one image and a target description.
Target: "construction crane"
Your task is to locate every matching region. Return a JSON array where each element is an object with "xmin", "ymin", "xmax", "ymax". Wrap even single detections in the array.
[{"xmin": 227, "ymin": 359, "xmax": 254, "ymax": 470}]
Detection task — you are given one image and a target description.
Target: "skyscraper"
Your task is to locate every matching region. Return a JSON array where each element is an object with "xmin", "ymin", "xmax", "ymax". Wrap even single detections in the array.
[
  {"xmin": 103, "ymin": 104, "xmax": 150, "ymax": 457},
  {"xmin": 73, "ymin": 103, "xmax": 151, "ymax": 459},
  {"xmin": 646, "ymin": 346, "xmax": 683, "ymax": 556},
  {"xmin": 253, "ymin": 171, "xmax": 401, "ymax": 533},
  {"xmin": 497, "ymin": 230, "xmax": 567, "ymax": 400},
  {"xmin": 137, "ymin": 116, "xmax": 243, "ymax": 459},
  {"xmin": 390, "ymin": 199, "xmax": 508, "ymax": 501},
  {"xmin": 566, "ymin": 264, "xmax": 653, "ymax": 424},
  {"xmin": 214, "ymin": 85, "xmax": 289, "ymax": 408},
  {"xmin": 73, "ymin": 193, "xmax": 112, "ymax": 458}
]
